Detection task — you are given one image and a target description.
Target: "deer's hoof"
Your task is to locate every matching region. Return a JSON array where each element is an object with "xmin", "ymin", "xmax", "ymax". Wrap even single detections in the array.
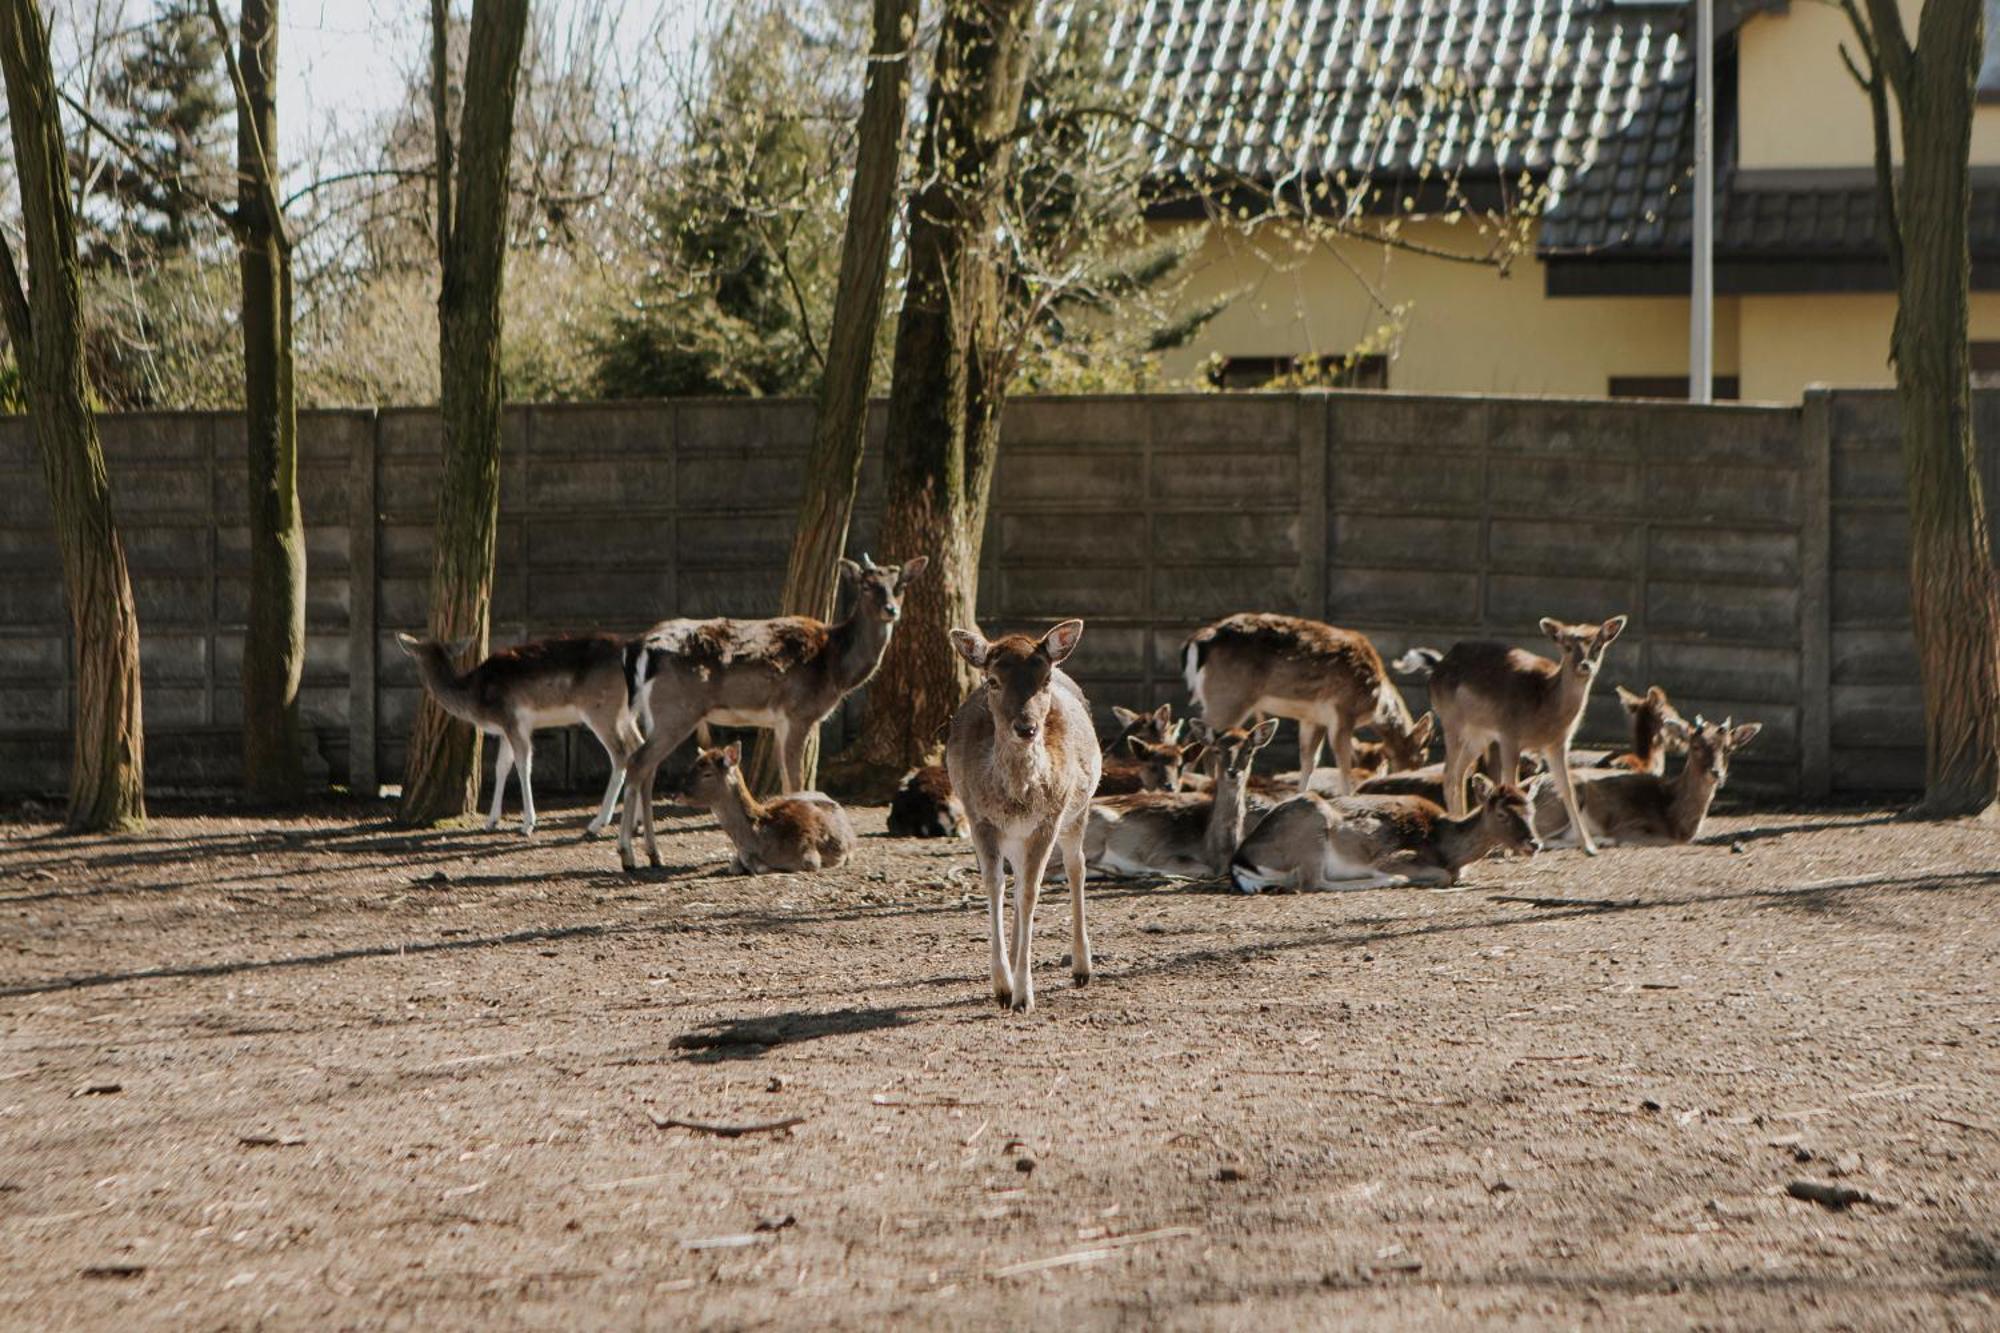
[
  {"xmin": 1072, "ymin": 969, "xmax": 1092, "ymax": 988},
  {"xmin": 1009, "ymin": 991, "xmax": 1035, "ymax": 1014},
  {"xmin": 1582, "ymin": 843, "xmax": 1601, "ymax": 858},
  {"xmin": 482, "ymin": 818, "xmax": 501, "ymax": 832}
]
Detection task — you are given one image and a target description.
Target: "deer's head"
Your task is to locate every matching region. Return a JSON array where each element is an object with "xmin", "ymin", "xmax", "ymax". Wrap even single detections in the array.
[
  {"xmin": 1124, "ymin": 736, "xmax": 1193, "ymax": 791},
  {"xmin": 1539, "ymin": 615, "xmax": 1628, "ymax": 681},
  {"xmin": 1617, "ymin": 685, "xmax": 1690, "ymax": 755},
  {"xmin": 951, "ymin": 619, "xmax": 1084, "ymax": 745},
  {"xmin": 1468, "ymin": 772, "xmax": 1546, "ymax": 856},
  {"xmin": 1187, "ymin": 718, "xmax": 1279, "ymax": 788},
  {"xmin": 1378, "ymin": 710, "xmax": 1437, "ymax": 771},
  {"xmin": 683, "ymin": 743, "xmax": 746, "ymax": 807},
  {"xmin": 839, "ymin": 553, "xmax": 930, "ymax": 624},
  {"xmin": 1683, "ymin": 716, "xmax": 1762, "ymax": 787},
  {"xmin": 1111, "ymin": 703, "xmax": 1181, "ymax": 746}
]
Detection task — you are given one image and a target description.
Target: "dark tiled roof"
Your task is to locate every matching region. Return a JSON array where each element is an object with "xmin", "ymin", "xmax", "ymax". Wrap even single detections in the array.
[
  {"xmin": 1106, "ymin": 0, "xmax": 1997, "ymax": 262},
  {"xmin": 1102, "ymin": 0, "xmax": 1694, "ymax": 208}
]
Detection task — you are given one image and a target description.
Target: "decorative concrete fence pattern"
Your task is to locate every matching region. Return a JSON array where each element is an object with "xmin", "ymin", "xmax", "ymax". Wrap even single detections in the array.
[{"xmin": 0, "ymin": 390, "xmax": 1990, "ymax": 799}]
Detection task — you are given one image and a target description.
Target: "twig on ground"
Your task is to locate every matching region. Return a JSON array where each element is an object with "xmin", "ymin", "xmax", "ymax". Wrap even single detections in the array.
[
  {"xmin": 1490, "ymin": 895, "xmax": 1619, "ymax": 909},
  {"xmin": 646, "ymin": 1111, "xmax": 806, "ymax": 1137},
  {"xmin": 990, "ymin": 1225, "xmax": 1201, "ymax": 1278}
]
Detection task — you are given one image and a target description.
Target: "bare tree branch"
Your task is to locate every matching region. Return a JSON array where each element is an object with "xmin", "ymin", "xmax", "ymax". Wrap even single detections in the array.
[
  {"xmin": 201, "ymin": 0, "xmax": 290, "ymax": 248},
  {"xmin": 55, "ymin": 87, "xmax": 245, "ymax": 238}
]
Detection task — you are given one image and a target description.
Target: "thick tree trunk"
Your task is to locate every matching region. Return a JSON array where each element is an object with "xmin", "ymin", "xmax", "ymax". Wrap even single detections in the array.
[
  {"xmin": 748, "ymin": 0, "xmax": 920, "ymax": 795},
  {"xmin": 234, "ymin": 0, "xmax": 307, "ymax": 803},
  {"xmin": 1889, "ymin": 0, "xmax": 2000, "ymax": 817},
  {"xmin": 840, "ymin": 0, "xmax": 1035, "ymax": 790},
  {"xmin": 0, "ymin": 0, "xmax": 146, "ymax": 831},
  {"xmin": 399, "ymin": 0, "xmax": 530, "ymax": 825}
]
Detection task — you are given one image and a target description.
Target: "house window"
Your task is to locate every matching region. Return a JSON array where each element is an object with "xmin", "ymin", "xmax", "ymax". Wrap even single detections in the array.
[
  {"xmin": 1607, "ymin": 375, "xmax": 1742, "ymax": 400},
  {"xmin": 1974, "ymin": 341, "xmax": 2000, "ymax": 387},
  {"xmin": 1982, "ymin": 0, "xmax": 2000, "ymax": 100},
  {"xmin": 1214, "ymin": 354, "xmax": 1388, "ymax": 391}
]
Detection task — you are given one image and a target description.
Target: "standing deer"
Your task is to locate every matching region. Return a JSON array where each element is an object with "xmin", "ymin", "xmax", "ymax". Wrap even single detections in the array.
[
  {"xmin": 396, "ymin": 632, "xmax": 643, "ymax": 837},
  {"xmin": 1422, "ymin": 615, "xmax": 1628, "ymax": 856},
  {"xmin": 680, "ymin": 743, "xmax": 858, "ymax": 873},
  {"xmin": 1596, "ymin": 685, "xmax": 1689, "ymax": 774},
  {"xmin": 1082, "ymin": 719, "xmax": 1279, "ymax": 877},
  {"xmin": 1182, "ymin": 614, "xmax": 1427, "ymax": 796},
  {"xmin": 1230, "ymin": 774, "xmax": 1546, "ymax": 893},
  {"xmin": 1540, "ymin": 716, "xmax": 1761, "ymax": 847},
  {"xmin": 617, "ymin": 554, "xmax": 928, "ymax": 872},
  {"xmin": 946, "ymin": 620, "xmax": 1100, "ymax": 1014}
]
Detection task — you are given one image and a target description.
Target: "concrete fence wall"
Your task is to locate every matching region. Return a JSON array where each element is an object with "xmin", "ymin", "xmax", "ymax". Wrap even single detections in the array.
[{"xmin": 1, "ymin": 388, "xmax": 1991, "ymax": 800}]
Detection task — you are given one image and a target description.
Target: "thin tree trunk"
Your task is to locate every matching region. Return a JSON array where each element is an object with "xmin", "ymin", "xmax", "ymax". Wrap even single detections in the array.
[
  {"xmin": 0, "ymin": 0, "xmax": 145, "ymax": 831},
  {"xmin": 841, "ymin": 0, "xmax": 1035, "ymax": 789},
  {"xmin": 399, "ymin": 0, "xmax": 530, "ymax": 825},
  {"xmin": 748, "ymin": 0, "xmax": 920, "ymax": 795},
  {"xmin": 1888, "ymin": 0, "xmax": 2000, "ymax": 816},
  {"xmin": 234, "ymin": 0, "xmax": 307, "ymax": 802}
]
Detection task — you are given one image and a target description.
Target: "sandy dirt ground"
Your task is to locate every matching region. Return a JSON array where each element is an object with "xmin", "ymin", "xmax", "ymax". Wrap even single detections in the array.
[{"xmin": 2, "ymin": 794, "xmax": 1997, "ymax": 1330}]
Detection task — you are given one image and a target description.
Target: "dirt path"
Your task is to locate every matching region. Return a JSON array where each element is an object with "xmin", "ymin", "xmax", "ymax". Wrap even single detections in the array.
[{"xmin": 2, "ymin": 799, "xmax": 1996, "ymax": 1329}]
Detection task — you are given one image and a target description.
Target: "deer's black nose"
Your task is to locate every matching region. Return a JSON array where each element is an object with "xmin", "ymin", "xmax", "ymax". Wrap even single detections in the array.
[{"xmin": 1013, "ymin": 722, "xmax": 1039, "ymax": 740}]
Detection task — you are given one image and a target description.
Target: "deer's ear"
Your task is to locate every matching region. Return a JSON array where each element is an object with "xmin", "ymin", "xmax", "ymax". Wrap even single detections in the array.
[
  {"xmin": 1615, "ymin": 684, "xmax": 1643, "ymax": 710},
  {"xmin": 1247, "ymin": 717, "xmax": 1281, "ymax": 749},
  {"xmin": 949, "ymin": 628, "xmax": 991, "ymax": 668},
  {"xmin": 1538, "ymin": 617, "xmax": 1565, "ymax": 643},
  {"xmin": 1469, "ymin": 771, "xmax": 1497, "ymax": 803},
  {"xmin": 1599, "ymin": 614, "xmax": 1629, "ymax": 645},
  {"xmin": 1126, "ymin": 737, "xmax": 1162, "ymax": 760},
  {"xmin": 1185, "ymin": 719, "xmax": 1214, "ymax": 743},
  {"xmin": 1040, "ymin": 619, "xmax": 1084, "ymax": 664},
  {"xmin": 837, "ymin": 558, "xmax": 863, "ymax": 585},
  {"xmin": 721, "ymin": 742, "xmax": 742, "ymax": 766},
  {"xmin": 1111, "ymin": 705, "xmax": 1139, "ymax": 726},
  {"xmin": 1409, "ymin": 711, "xmax": 1436, "ymax": 749},
  {"xmin": 1728, "ymin": 721, "xmax": 1763, "ymax": 750},
  {"xmin": 897, "ymin": 555, "xmax": 930, "ymax": 586},
  {"xmin": 1180, "ymin": 742, "xmax": 1208, "ymax": 771},
  {"xmin": 395, "ymin": 631, "xmax": 424, "ymax": 657},
  {"xmin": 1163, "ymin": 719, "xmax": 1186, "ymax": 744},
  {"xmin": 1151, "ymin": 703, "xmax": 1173, "ymax": 726}
]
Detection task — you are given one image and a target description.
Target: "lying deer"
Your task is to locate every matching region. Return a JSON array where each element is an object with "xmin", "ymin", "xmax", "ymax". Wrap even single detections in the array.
[
  {"xmin": 1182, "ymin": 614, "xmax": 1427, "ymax": 796},
  {"xmin": 1420, "ymin": 615, "xmax": 1627, "ymax": 856},
  {"xmin": 1596, "ymin": 685, "xmax": 1688, "ymax": 774},
  {"xmin": 1230, "ymin": 774, "xmax": 1546, "ymax": 893},
  {"xmin": 618, "ymin": 554, "xmax": 928, "ymax": 872},
  {"xmin": 1082, "ymin": 719, "xmax": 1279, "ymax": 878},
  {"xmin": 946, "ymin": 620, "xmax": 1100, "ymax": 1014},
  {"xmin": 1540, "ymin": 716, "xmax": 1761, "ymax": 847},
  {"xmin": 1095, "ymin": 734, "xmax": 1198, "ymax": 796},
  {"xmin": 681, "ymin": 743, "xmax": 857, "ymax": 873},
  {"xmin": 886, "ymin": 765, "xmax": 967, "ymax": 838},
  {"xmin": 396, "ymin": 632, "xmax": 643, "ymax": 837}
]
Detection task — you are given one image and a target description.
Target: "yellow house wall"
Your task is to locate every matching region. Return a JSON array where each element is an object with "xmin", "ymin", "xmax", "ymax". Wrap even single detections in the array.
[
  {"xmin": 1738, "ymin": 292, "xmax": 2000, "ymax": 401},
  {"xmin": 1158, "ymin": 220, "xmax": 1742, "ymax": 397},
  {"xmin": 1737, "ymin": 1, "xmax": 2000, "ymax": 169}
]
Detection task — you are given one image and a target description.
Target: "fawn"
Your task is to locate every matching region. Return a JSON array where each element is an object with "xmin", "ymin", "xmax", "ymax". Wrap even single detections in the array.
[
  {"xmin": 1230, "ymin": 774, "xmax": 1546, "ymax": 893},
  {"xmin": 1082, "ymin": 719, "xmax": 1279, "ymax": 878},
  {"xmin": 1540, "ymin": 716, "xmax": 1761, "ymax": 847},
  {"xmin": 1421, "ymin": 616, "xmax": 1628, "ymax": 856},
  {"xmin": 1107, "ymin": 703, "xmax": 1182, "ymax": 752},
  {"xmin": 680, "ymin": 743, "xmax": 857, "ymax": 873},
  {"xmin": 618, "ymin": 554, "xmax": 928, "ymax": 872},
  {"xmin": 945, "ymin": 620, "xmax": 1100, "ymax": 1014},
  {"xmin": 1095, "ymin": 734, "xmax": 1198, "ymax": 796},
  {"xmin": 396, "ymin": 632, "xmax": 643, "ymax": 837},
  {"xmin": 1182, "ymin": 614, "xmax": 1428, "ymax": 796}
]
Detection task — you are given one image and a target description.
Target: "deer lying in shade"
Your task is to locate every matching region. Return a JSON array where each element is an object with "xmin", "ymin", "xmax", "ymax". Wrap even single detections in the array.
[
  {"xmin": 1539, "ymin": 717, "xmax": 1761, "ymax": 848},
  {"xmin": 1081, "ymin": 720, "xmax": 1279, "ymax": 878},
  {"xmin": 1095, "ymin": 734, "xmax": 1200, "ymax": 796},
  {"xmin": 886, "ymin": 765, "xmax": 967, "ymax": 839},
  {"xmin": 1230, "ymin": 774, "xmax": 1546, "ymax": 894},
  {"xmin": 946, "ymin": 619, "xmax": 1100, "ymax": 1014},
  {"xmin": 396, "ymin": 631, "xmax": 643, "ymax": 837},
  {"xmin": 680, "ymin": 743, "xmax": 857, "ymax": 874}
]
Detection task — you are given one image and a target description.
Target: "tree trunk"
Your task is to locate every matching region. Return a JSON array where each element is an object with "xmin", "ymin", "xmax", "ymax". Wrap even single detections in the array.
[
  {"xmin": 0, "ymin": 0, "xmax": 146, "ymax": 831},
  {"xmin": 748, "ymin": 0, "xmax": 920, "ymax": 795},
  {"xmin": 839, "ymin": 0, "xmax": 1036, "ymax": 791},
  {"xmin": 1890, "ymin": 0, "xmax": 2000, "ymax": 817},
  {"xmin": 234, "ymin": 0, "xmax": 307, "ymax": 803},
  {"xmin": 398, "ymin": 0, "xmax": 530, "ymax": 825}
]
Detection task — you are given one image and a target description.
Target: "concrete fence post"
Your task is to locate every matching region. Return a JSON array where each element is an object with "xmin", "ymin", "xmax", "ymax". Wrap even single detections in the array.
[
  {"xmin": 347, "ymin": 408, "xmax": 381, "ymax": 795},
  {"xmin": 1799, "ymin": 386, "xmax": 1834, "ymax": 798},
  {"xmin": 1297, "ymin": 392, "xmax": 1329, "ymax": 616}
]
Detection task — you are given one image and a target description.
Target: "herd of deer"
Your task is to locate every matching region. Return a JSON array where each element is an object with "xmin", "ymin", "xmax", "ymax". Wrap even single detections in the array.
[{"xmin": 399, "ymin": 553, "xmax": 1762, "ymax": 1012}]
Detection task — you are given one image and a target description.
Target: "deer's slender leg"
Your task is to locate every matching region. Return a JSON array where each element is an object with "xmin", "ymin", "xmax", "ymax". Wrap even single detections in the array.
[
  {"xmin": 486, "ymin": 735, "xmax": 514, "ymax": 831},
  {"xmin": 972, "ymin": 822, "xmax": 1009, "ymax": 1006},
  {"xmin": 1009, "ymin": 826, "xmax": 1058, "ymax": 1014},
  {"xmin": 514, "ymin": 730, "xmax": 538, "ymax": 836},
  {"xmin": 1062, "ymin": 815, "xmax": 1091, "ymax": 987}
]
